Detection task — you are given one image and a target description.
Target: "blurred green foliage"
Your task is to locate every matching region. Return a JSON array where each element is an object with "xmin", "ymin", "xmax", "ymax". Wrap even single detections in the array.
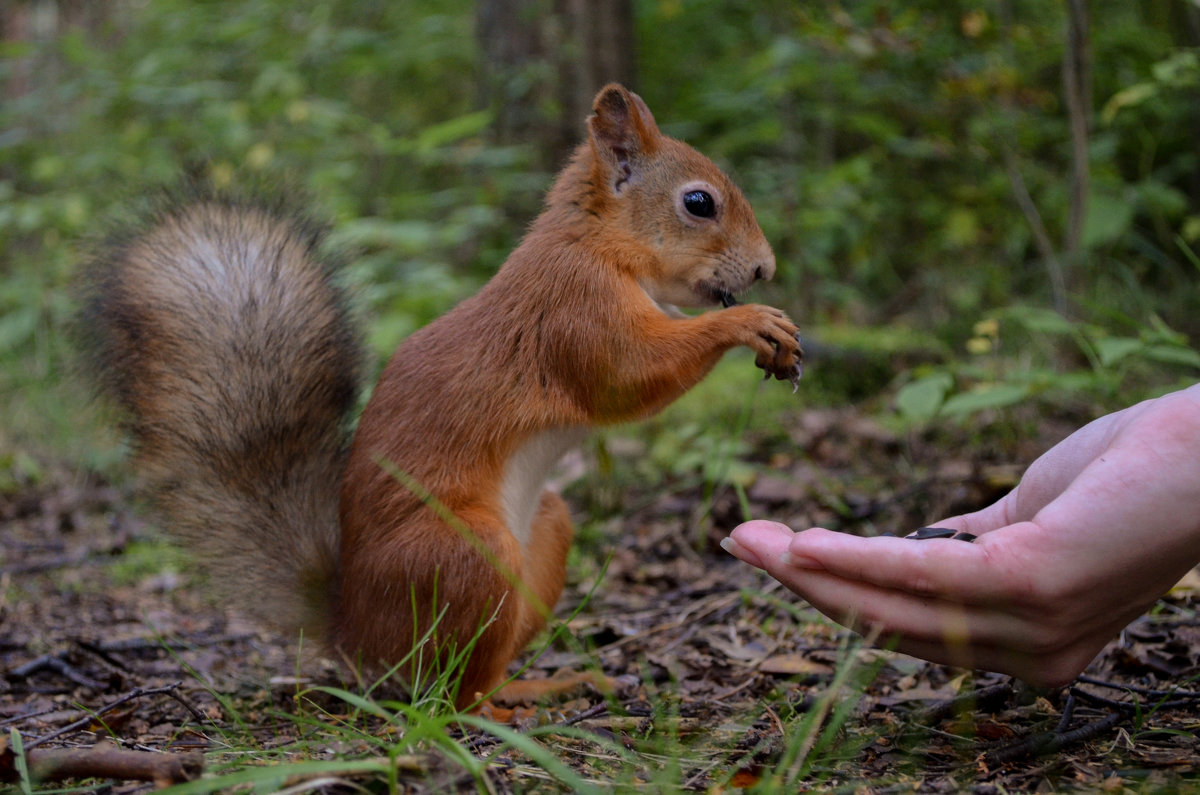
[
  {"xmin": 1, "ymin": 0, "xmax": 1198, "ymax": 465},
  {"xmin": 637, "ymin": 1, "xmax": 1199, "ymax": 333}
]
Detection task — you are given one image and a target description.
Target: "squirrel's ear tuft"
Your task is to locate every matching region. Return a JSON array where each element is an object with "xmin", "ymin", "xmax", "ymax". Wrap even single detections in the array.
[{"xmin": 587, "ymin": 83, "xmax": 660, "ymax": 194}]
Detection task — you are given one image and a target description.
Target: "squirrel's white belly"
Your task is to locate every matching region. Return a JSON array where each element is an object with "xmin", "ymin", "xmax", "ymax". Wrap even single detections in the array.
[{"xmin": 500, "ymin": 427, "xmax": 587, "ymax": 548}]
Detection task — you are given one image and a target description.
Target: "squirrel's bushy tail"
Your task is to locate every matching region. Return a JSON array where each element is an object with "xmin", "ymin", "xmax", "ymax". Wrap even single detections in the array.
[{"xmin": 81, "ymin": 194, "xmax": 362, "ymax": 640}]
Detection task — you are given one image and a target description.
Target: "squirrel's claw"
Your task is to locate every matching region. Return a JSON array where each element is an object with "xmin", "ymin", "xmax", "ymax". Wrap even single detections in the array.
[{"xmin": 790, "ymin": 333, "xmax": 804, "ymax": 392}]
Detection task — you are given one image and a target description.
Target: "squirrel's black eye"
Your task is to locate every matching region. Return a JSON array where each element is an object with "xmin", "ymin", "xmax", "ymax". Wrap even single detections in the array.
[{"xmin": 683, "ymin": 190, "xmax": 716, "ymax": 219}]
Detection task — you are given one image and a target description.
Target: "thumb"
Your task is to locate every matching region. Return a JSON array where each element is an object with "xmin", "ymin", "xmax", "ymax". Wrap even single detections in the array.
[{"xmin": 917, "ymin": 485, "xmax": 1021, "ymax": 539}]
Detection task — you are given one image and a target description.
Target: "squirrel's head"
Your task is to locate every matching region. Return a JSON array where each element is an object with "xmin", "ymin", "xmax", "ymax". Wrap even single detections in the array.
[{"xmin": 579, "ymin": 83, "xmax": 776, "ymax": 310}]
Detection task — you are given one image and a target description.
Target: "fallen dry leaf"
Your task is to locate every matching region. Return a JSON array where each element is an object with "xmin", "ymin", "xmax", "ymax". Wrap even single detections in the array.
[{"xmin": 756, "ymin": 654, "xmax": 835, "ymax": 676}]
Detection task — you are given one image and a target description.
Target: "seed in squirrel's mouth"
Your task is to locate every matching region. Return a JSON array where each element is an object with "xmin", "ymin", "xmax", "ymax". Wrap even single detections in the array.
[{"xmin": 718, "ymin": 291, "xmax": 738, "ymax": 308}]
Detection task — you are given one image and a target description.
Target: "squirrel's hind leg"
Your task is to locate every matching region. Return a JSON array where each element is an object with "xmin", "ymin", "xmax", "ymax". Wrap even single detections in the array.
[{"xmin": 467, "ymin": 492, "xmax": 614, "ymax": 717}]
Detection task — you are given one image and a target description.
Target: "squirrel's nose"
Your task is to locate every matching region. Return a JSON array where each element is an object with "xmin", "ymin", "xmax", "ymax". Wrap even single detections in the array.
[{"xmin": 753, "ymin": 251, "xmax": 776, "ymax": 282}]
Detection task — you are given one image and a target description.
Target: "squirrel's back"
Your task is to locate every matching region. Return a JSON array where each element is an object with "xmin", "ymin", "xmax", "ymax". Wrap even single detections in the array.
[{"xmin": 81, "ymin": 195, "xmax": 361, "ymax": 637}]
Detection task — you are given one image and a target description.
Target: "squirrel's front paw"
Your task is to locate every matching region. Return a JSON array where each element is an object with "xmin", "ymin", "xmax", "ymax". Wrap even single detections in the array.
[
  {"xmin": 768, "ymin": 330, "xmax": 804, "ymax": 392},
  {"xmin": 760, "ymin": 330, "xmax": 804, "ymax": 392},
  {"xmin": 736, "ymin": 305, "xmax": 804, "ymax": 391}
]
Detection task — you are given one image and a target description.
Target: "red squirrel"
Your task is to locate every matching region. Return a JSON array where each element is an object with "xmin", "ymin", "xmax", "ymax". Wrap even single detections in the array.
[{"xmin": 82, "ymin": 84, "xmax": 802, "ymax": 712}]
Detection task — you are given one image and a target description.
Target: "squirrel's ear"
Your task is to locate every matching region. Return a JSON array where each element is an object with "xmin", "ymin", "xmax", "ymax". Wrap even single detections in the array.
[{"xmin": 587, "ymin": 83, "xmax": 660, "ymax": 194}]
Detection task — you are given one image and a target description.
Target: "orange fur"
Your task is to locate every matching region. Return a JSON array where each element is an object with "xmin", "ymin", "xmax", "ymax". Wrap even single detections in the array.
[{"xmin": 83, "ymin": 84, "xmax": 802, "ymax": 712}]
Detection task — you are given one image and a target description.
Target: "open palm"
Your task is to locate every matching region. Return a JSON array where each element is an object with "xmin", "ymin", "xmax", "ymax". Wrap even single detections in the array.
[{"xmin": 723, "ymin": 385, "xmax": 1200, "ymax": 686}]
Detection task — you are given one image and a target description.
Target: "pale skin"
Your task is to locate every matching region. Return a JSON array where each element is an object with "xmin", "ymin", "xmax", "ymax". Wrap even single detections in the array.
[{"xmin": 722, "ymin": 384, "xmax": 1200, "ymax": 687}]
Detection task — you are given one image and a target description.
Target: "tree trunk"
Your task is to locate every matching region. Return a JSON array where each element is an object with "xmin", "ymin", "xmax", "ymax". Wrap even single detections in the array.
[
  {"xmin": 551, "ymin": 0, "xmax": 636, "ymax": 159},
  {"xmin": 476, "ymin": 0, "xmax": 636, "ymax": 169},
  {"xmin": 2, "ymin": 0, "xmax": 117, "ymax": 100},
  {"xmin": 1061, "ymin": 0, "xmax": 1091, "ymax": 262},
  {"xmin": 476, "ymin": 0, "xmax": 554, "ymax": 157}
]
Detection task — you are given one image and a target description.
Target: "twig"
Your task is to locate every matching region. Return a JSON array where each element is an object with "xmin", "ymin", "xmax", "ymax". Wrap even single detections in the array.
[
  {"xmin": 1075, "ymin": 674, "xmax": 1200, "ymax": 700},
  {"xmin": 916, "ymin": 681, "xmax": 1015, "ymax": 724},
  {"xmin": 11, "ymin": 651, "xmax": 108, "ymax": 690},
  {"xmin": 762, "ymin": 704, "xmax": 786, "ymax": 737},
  {"xmin": 1002, "ymin": 147, "xmax": 1067, "ymax": 313},
  {"xmin": 1, "ymin": 553, "xmax": 90, "ymax": 575},
  {"xmin": 983, "ymin": 711, "xmax": 1121, "ymax": 765},
  {"xmin": 1054, "ymin": 691, "xmax": 1076, "ymax": 733},
  {"xmin": 558, "ymin": 701, "xmax": 609, "ymax": 727},
  {"xmin": 1070, "ymin": 686, "xmax": 1197, "ymax": 713},
  {"xmin": 83, "ymin": 633, "xmax": 257, "ymax": 654},
  {"xmin": 711, "ymin": 675, "xmax": 760, "ymax": 704},
  {"xmin": 23, "ymin": 682, "xmax": 201, "ymax": 750},
  {"xmin": 19, "ymin": 741, "xmax": 203, "ymax": 787},
  {"xmin": 0, "ymin": 707, "xmax": 59, "ymax": 728}
]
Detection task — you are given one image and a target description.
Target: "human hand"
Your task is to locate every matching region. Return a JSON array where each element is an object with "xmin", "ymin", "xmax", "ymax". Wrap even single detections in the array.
[{"xmin": 722, "ymin": 385, "xmax": 1200, "ymax": 686}]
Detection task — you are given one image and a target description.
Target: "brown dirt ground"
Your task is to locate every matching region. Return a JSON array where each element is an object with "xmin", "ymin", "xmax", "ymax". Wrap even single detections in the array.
[{"xmin": 2, "ymin": 406, "xmax": 1198, "ymax": 792}]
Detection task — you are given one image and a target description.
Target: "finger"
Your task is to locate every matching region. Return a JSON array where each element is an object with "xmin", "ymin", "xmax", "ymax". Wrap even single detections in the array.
[
  {"xmin": 721, "ymin": 535, "xmax": 766, "ymax": 568},
  {"xmin": 726, "ymin": 521, "xmax": 797, "ymax": 570},
  {"xmin": 753, "ymin": 551, "xmax": 1036, "ymax": 650},
  {"xmin": 890, "ymin": 624, "xmax": 1119, "ymax": 688},
  {"xmin": 737, "ymin": 524, "xmax": 1115, "ymax": 685},
  {"xmin": 882, "ymin": 634, "xmax": 1055, "ymax": 684},
  {"xmin": 784, "ymin": 524, "xmax": 1044, "ymax": 605},
  {"xmin": 770, "ymin": 533, "xmax": 1144, "ymax": 661},
  {"xmin": 1010, "ymin": 408, "xmax": 1131, "ymax": 517},
  {"xmin": 882, "ymin": 633, "xmax": 1002, "ymax": 677}
]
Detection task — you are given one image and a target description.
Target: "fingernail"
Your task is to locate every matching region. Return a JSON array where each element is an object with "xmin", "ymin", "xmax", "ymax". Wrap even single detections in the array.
[
  {"xmin": 719, "ymin": 536, "xmax": 745, "ymax": 558},
  {"xmin": 781, "ymin": 551, "xmax": 825, "ymax": 570}
]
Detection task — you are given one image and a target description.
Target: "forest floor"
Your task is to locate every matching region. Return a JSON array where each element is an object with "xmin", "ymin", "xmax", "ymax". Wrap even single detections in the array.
[{"xmin": 2, "ymin": 405, "xmax": 1198, "ymax": 793}]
